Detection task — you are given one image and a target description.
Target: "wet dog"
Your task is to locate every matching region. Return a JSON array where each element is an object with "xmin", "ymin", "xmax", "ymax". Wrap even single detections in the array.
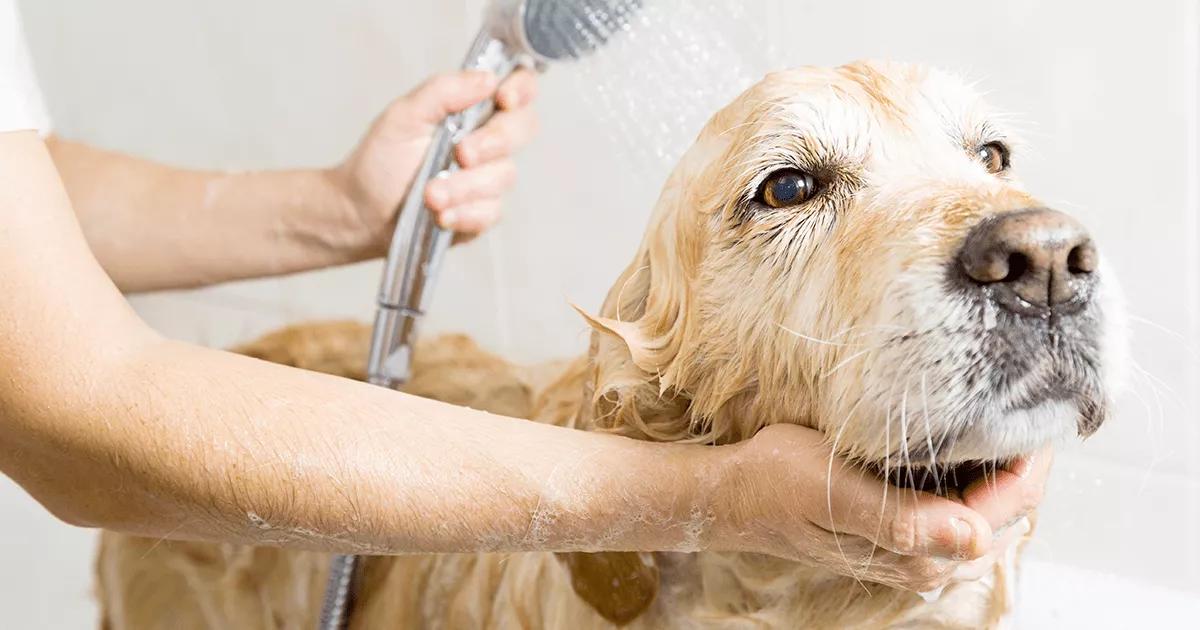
[{"xmin": 96, "ymin": 60, "xmax": 1125, "ymax": 629}]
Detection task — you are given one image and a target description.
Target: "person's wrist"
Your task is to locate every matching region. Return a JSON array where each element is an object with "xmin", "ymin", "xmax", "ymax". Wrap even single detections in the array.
[
  {"xmin": 583, "ymin": 437, "xmax": 723, "ymax": 553},
  {"xmin": 695, "ymin": 440, "xmax": 753, "ymax": 554},
  {"xmin": 697, "ymin": 425, "xmax": 829, "ymax": 557},
  {"xmin": 315, "ymin": 165, "xmax": 384, "ymax": 261},
  {"xmin": 635, "ymin": 439, "xmax": 741, "ymax": 554}
]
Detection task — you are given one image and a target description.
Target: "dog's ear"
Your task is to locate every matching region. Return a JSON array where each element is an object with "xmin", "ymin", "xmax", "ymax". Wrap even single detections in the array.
[
  {"xmin": 572, "ymin": 173, "xmax": 714, "ymax": 441},
  {"xmin": 556, "ymin": 552, "xmax": 659, "ymax": 626},
  {"xmin": 574, "ymin": 261, "xmax": 695, "ymax": 438}
]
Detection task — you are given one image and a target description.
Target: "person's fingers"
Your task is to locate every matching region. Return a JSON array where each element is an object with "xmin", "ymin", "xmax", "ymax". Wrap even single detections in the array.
[
  {"xmin": 961, "ymin": 448, "xmax": 1053, "ymax": 531},
  {"xmin": 895, "ymin": 556, "xmax": 956, "ymax": 593},
  {"xmin": 423, "ymin": 160, "xmax": 517, "ymax": 212},
  {"xmin": 402, "ymin": 70, "xmax": 499, "ymax": 123},
  {"xmin": 433, "ymin": 200, "xmax": 501, "ymax": 236},
  {"xmin": 810, "ymin": 455, "xmax": 992, "ymax": 560},
  {"xmin": 951, "ymin": 515, "xmax": 1031, "ymax": 583},
  {"xmin": 820, "ymin": 542, "xmax": 953, "ymax": 593},
  {"xmin": 792, "ymin": 515, "xmax": 967, "ymax": 593},
  {"xmin": 950, "ymin": 553, "xmax": 996, "ymax": 583},
  {"xmin": 455, "ymin": 107, "xmax": 539, "ymax": 168},
  {"xmin": 810, "ymin": 487, "xmax": 1036, "ymax": 592},
  {"xmin": 496, "ymin": 68, "xmax": 538, "ymax": 110}
]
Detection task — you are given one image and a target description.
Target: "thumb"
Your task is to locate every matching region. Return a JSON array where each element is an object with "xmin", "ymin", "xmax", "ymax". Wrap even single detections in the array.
[{"xmin": 404, "ymin": 70, "xmax": 499, "ymax": 123}]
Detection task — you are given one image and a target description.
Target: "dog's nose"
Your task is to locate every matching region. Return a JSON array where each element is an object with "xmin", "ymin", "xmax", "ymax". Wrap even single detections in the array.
[{"xmin": 958, "ymin": 208, "xmax": 1097, "ymax": 313}]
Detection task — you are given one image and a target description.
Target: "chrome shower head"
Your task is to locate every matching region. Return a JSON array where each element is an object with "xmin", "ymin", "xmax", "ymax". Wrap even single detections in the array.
[{"xmin": 485, "ymin": 0, "xmax": 644, "ymax": 63}]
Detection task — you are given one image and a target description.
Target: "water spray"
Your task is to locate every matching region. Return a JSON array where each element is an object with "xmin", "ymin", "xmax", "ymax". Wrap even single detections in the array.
[{"xmin": 318, "ymin": 1, "xmax": 642, "ymax": 627}]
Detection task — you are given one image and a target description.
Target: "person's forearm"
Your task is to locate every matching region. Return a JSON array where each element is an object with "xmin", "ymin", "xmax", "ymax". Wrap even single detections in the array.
[
  {"xmin": 1, "ymin": 131, "xmax": 711, "ymax": 555},
  {"xmin": 46, "ymin": 137, "xmax": 368, "ymax": 292},
  {"xmin": 5, "ymin": 336, "xmax": 714, "ymax": 554}
]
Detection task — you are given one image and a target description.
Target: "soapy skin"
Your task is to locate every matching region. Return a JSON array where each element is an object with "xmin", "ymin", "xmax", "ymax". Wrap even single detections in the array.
[{"xmin": 0, "ymin": 69, "xmax": 1042, "ymax": 594}]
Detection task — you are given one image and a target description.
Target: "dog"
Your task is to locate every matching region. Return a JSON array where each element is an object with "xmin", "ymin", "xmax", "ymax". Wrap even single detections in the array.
[{"xmin": 95, "ymin": 60, "xmax": 1126, "ymax": 629}]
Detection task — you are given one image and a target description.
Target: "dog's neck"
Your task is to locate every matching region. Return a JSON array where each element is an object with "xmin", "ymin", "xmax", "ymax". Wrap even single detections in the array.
[
  {"xmin": 573, "ymin": 329, "xmax": 815, "ymax": 446},
  {"xmin": 547, "ymin": 329, "xmax": 1011, "ymax": 629}
]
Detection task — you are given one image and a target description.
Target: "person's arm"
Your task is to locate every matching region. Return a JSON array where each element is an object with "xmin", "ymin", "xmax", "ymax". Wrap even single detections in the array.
[
  {"xmin": 0, "ymin": 130, "xmax": 1046, "ymax": 591},
  {"xmin": 46, "ymin": 70, "xmax": 537, "ymax": 293},
  {"xmin": 0, "ymin": 129, "xmax": 699, "ymax": 555}
]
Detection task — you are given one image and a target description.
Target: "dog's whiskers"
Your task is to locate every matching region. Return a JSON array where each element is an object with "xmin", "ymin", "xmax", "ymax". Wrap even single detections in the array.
[
  {"xmin": 776, "ymin": 322, "xmax": 907, "ymax": 348},
  {"xmin": 777, "ymin": 323, "xmax": 858, "ymax": 347},
  {"xmin": 863, "ymin": 393, "xmax": 894, "ymax": 581},
  {"xmin": 821, "ymin": 347, "xmax": 879, "ymax": 380},
  {"xmin": 1129, "ymin": 359, "xmax": 1187, "ymax": 411},
  {"xmin": 898, "ymin": 384, "xmax": 919, "ymax": 503},
  {"xmin": 918, "ymin": 373, "xmax": 941, "ymax": 494},
  {"xmin": 824, "ymin": 403, "xmax": 869, "ymax": 593},
  {"xmin": 1127, "ymin": 362, "xmax": 1171, "ymax": 486},
  {"xmin": 1122, "ymin": 372, "xmax": 1171, "ymax": 495}
]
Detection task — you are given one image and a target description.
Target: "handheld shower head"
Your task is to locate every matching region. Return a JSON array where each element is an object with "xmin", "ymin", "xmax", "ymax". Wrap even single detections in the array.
[
  {"xmin": 323, "ymin": 4, "xmax": 643, "ymax": 629},
  {"xmin": 367, "ymin": 0, "xmax": 643, "ymax": 390},
  {"xmin": 487, "ymin": 0, "xmax": 643, "ymax": 62}
]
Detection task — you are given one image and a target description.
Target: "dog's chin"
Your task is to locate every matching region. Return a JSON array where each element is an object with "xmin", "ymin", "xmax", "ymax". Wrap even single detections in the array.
[
  {"xmin": 882, "ymin": 459, "xmax": 1017, "ymax": 498},
  {"xmin": 875, "ymin": 399, "xmax": 1089, "ymax": 498},
  {"xmin": 951, "ymin": 399, "xmax": 1082, "ymax": 460},
  {"xmin": 859, "ymin": 302, "xmax": 1113, "ymax": 496}
]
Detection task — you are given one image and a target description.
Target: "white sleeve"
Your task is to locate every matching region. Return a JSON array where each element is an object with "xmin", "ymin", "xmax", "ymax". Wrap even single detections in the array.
[{"xmin": 0, "ymin": 0, "xmax": 50, "ymax": 135}]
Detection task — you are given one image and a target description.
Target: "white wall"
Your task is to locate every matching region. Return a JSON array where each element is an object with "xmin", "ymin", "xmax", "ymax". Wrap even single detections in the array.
[{"xmin": 3, "ymin": 0, "xmax": 1198, "ymax": 627}]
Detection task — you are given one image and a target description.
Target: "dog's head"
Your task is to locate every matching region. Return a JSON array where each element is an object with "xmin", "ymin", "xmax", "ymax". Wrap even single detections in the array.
[{"xmin": 581, "ymin": 60, "xmax": 1127, "ymax": 482}]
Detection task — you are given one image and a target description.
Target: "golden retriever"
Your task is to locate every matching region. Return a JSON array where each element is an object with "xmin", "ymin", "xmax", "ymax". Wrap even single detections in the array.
[{"xmin": 95, "ymin": 60, "xmax": 1126, "ymax": 629}]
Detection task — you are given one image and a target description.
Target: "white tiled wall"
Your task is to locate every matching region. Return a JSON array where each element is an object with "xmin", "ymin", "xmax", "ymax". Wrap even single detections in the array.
[{"xmin": 4, "ymin": 0, "xmax": 1198, "ymax": 627}]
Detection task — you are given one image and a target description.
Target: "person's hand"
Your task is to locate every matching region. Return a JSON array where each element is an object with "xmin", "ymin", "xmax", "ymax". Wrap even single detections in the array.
[
  {"xmin": 707, "ymin": 424, "xmax": 1051, "ymax": 593},
  {"xmin": 333, "ymin": 68, "xmax": 539, "ymax": 252}
]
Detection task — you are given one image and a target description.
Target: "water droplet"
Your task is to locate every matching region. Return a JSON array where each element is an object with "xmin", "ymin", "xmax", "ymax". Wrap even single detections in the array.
[{"xmin": 562, "ymin": 0, "xmax": 760, "ymax": 188}]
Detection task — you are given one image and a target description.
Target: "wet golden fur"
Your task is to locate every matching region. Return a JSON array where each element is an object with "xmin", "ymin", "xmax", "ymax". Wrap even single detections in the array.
[
  {"xmin": 96, "ymin": 61, "xmax": 1122, "ymax": 629},
  {"xmin": 96, "ymin": 324, "xmax": 1008, "ymax": 629}
]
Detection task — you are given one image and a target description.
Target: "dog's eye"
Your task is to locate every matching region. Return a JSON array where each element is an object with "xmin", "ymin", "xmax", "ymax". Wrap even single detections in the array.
[
  {"xmin": 976, "ymin": 142, "xmax": 1009, "ymax": 174},
  {"xmin": 757, "ymin": 169, "xmax": 817, "ymax": 208}
]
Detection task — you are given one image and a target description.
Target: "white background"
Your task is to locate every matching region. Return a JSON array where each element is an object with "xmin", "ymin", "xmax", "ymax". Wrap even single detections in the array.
[{"xmin": 3, "ymin": 0, "xmax": 1198, "ymax": 627}]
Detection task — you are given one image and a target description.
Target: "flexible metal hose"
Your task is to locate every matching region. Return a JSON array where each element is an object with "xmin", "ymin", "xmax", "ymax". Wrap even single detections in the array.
[{"xmin": 317, "ymin": 554, "xmax": 359, "ymax": 630}]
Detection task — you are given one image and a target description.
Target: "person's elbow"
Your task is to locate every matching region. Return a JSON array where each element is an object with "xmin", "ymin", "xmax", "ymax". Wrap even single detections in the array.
[{"xmin": 0, "ymin": 330, "xmax": 166, "ymax": 534}]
